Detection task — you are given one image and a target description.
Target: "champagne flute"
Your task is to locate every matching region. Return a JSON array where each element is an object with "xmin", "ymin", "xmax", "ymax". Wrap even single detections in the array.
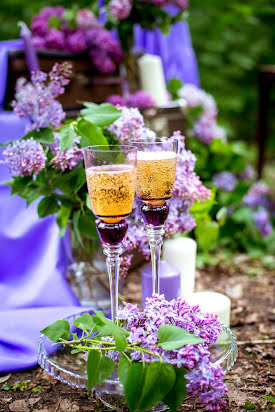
[
  {"xmin": 83, "ymin": 145, "xmax": 137, "ymax": 323},
  {"xmin": 132, "ymin": 138, "xmax": 178, "ymax": 295}
]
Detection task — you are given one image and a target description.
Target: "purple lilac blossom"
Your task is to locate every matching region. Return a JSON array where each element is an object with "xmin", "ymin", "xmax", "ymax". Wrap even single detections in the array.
[
  {"xmin": 213, "ymin": 171, "xmax": 237, "ymax": 192},
  {"xmin": 179, "ymin": 84, "xmax": 227, "ymax": 144},
  {"xmin": 12, "ymin": 63, "xmax": 71, "ymax": 132},
  {"xmin": 50, "ymin": 133, "xmax": 83, "ymax": 172},
  {"xmin": 89, "ymin": 50, "xmax": 116, "ymax": 74},
  {"xmin": 106, "ymin": 95, "xmax": 126, "ymax": 106},
  {"xmin": 2, "ymin": 138, "xmax": 46, "ymax": 177},
  {"xmin": 114, "ymin": 294, "xmax": 226, "ymax": 411},
  {"xmin": 242, "ymin": 181, "xmax": 271, "ymax": 208},
  {"xmin": 31, "ymin": 7, "xmax": 123, "ymax": 73},
  {"xmin": 109, "ymin": 0, "xmax": 133, "ymax": 19},
  {"xmin": 67, "ymin": 30, "xmax": 87, "ymax": 53},
  {"xmin": 40, "ymin": 6, "xmax": 64, "ymax": 18},
  {"xmin": 106, "ymin": 106, "xmax": 155, "ymax": 142},
  {"xmin": 252, "ymin": 208, "xmax": 272, "ymax": 237},
  {"xmin": 45, "ymin": 29, "xmax": 66, "ymax": 50},
  {"xmin": 76, "ymin": 9, "xmax": 97, "ymax": 30},
  {"xmin": 32, "ymin": 36, "xmax": 46, "ymax": 49},
  {"xmin": 126, "ymin": 90, "xmax": 155, "ymax": 109},
  {"xmin": 31, "ymin": 16, "xmax": 48, "ymax": 37}
]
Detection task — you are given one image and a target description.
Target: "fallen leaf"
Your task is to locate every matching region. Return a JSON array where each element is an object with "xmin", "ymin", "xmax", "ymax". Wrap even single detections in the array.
[
  {"xmin": 9, "ymin": 399, "xmax": 29, "ymax": 412},
  {"xmin": 0, "ymin": 373, "xmax": 11, "ymax": 384}
]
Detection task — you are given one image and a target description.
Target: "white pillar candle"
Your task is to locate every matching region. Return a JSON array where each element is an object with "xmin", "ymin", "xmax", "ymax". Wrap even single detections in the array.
[
  {"xmin": 137, "ymin": 54, "xmax": 168, "ymax": 106},
  {"xmin": 187, "ymin": 291, "xmax": 231, "ymax": 327},
  {"xmin": 162, "ymin": 237, "xmax": 196, "ymax": 300}
]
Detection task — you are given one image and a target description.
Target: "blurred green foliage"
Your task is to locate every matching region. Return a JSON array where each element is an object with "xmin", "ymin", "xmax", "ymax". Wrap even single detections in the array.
[
  {"xmin": 189, "ymin": 0, "xmax": 275, "ymax": 148},
  {"xmin": 1, "ymin": 1, "xmax": 275, "ymax": 148}
]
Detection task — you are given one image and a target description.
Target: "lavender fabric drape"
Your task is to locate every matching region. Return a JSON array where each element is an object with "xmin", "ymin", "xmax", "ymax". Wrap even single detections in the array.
[
  {"xmin": 0, "ymin": 40, "xmax": 80, "ymax": 373},
  {"xmin": 134, "ymin": 21, "xmax": 200, "ymax": 87}
]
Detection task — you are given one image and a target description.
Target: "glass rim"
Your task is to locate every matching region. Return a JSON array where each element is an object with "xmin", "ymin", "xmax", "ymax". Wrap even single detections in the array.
[
  {"xmin": 83, "ymin": 145, "xmax": 137, "ymax": 153},
  {"xmin": 129, "ymin": 137, "xmax": 179, "ymax": 145}
]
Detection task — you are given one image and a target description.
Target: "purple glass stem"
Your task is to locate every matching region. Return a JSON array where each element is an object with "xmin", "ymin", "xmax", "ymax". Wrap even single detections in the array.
[
  {"xmin": 141, "ymin": 204, "xmax": 169, "ymax": 294},
  {"xmin": 96, "ymin": 220, "xmax": 128, "ymax": 323}
]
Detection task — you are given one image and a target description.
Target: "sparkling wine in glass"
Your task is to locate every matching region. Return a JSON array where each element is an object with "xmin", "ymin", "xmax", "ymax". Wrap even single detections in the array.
[
  {"xmin": 84, "ymin": 146, "xmax": 137, "ymax": 323},
  {"xmin": 133, "ymin": 138, "xmax": 178, "ymax": 295}
]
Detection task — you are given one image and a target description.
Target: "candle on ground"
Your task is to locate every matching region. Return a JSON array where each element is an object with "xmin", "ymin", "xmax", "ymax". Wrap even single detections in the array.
[
  {"xmin": 188, "ymin": 291, "xmax": 231, "ymax": 327},
  {"xmin": 162, "ymin": 237, "xmax": 196, "ymax": 300},
  {"xmin": 141, "ymin": 261, "xmax": 181, "ymax": 305},
  {"xmin": 137, "ymin": 54, "xmax": 167, "ymax": 106},
  {"xmin": 19, "ymin": 22, "xmax": 39, "ymax": 74}
]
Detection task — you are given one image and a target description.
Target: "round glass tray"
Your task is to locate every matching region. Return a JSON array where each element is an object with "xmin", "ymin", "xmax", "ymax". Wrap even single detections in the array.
[{"xmin": 38, "ymin": 310, "xmax": 237, "ymax": 410}]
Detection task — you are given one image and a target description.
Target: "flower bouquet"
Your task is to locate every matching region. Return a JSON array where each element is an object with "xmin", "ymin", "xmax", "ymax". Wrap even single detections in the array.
[
  {"xmin": 31, "ymin": 6, "xmax": 124, "ymax": 74},
  {"xmin": 41, "ymin": 294, "xmax": 232, "ymax": 411}
]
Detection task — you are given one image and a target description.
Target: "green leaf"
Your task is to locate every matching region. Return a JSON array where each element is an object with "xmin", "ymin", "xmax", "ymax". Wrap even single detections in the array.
[
  {"xmin": 73, "ymin": 210, "xmax": 83, "ymax": 247},
  {"xmin": 59, "ymin": 126, "xmax": 75, "ymax": 152},
  {"xmin": 86, "ymin": 194, "xmax": 92, "ymax": 211},
  {"xmin": 191, "ymin": 189, "xmax": 216, "ymax": 222},
  {"xmin": 125, "ymin": 362, "xmax": 146, "ymax": 412},
  {"xmin": 24, "ymin": 128, "xmax": 54, "ymax": 144},
  {"xmin": 82, "ymin": 101, "xmax": 98, "ymax": 109},
  {"xmin": 78, "ymin": 212, "xmax": 97, "ymax": 239},
  {"xmin": 167, "ymin": 78, "xmax": 183, "ymax": 100},
  {"xmin": 81, "ymin": 103, "xmax": 121, "ymax": 127},
  {"xmin": 226, "ymin": 181, "xmax": 250, "ymax": 206},
  {"xmin": 261, "ymin": 395, "xmax": 275, "ymax": 403},
  {"xmin": 195, "ymin": 220, "xmax": 219, "ymax": 253},
  {"xmin": 163, "ymin": 366, "xmax": 187, "ymax": 412},
  {"xmin": 216, "ymin": 207, "xmax": 227, "ymax": 227},
  {"xmin": 73, "ymin": 313, "xmax": 95, "ymax": 332},
  {"xmin": 76, "ymin": 119, "xmax": 108, "ymax": 147},
  {"xmin": 244, "ymin": 401, "xmax": 256, "ymax": 410},
  {"xmin": 139, "ymin": 362, "xmax": 176, "ymax": 412},
  {"xmin": 37, "ymin": 196, "xmax": 59, "ymax": 218},
  {"xmin": 40, "ymin": 320, "xmax": 70, "ymax": 342},
  {"xmin": 118, "ymin": 358, "xmax": 131, "ymax": 386},
  {"xmin": 93, "ymin": 310, "xmax": 129, "ymax": 352},
  {"xmin": 48, "ymin": 15, "xmax": 61, "ymax": 29},
  {"xmin": 158, "ymin": 324, "xmax": 205, "ymax": 350},
  {"xmin": 8, "ymin": 176, "xmax": 32, "ymax": 196},
  {"xmin": 56, "ymin": 204, "xmax": 71, "ymax": 235},
  {"xmin": 87, "ymin": 351, "xmax": 114, "ymax": 392}
]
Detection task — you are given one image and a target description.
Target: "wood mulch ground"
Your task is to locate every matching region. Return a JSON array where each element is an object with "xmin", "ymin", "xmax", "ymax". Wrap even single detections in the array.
[{"xmin": 0, "ymin": 256, "xmax": 274, "ymax": 412}]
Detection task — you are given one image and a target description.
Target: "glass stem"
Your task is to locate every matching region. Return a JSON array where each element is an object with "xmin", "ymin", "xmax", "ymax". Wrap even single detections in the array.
[
  {"xmin": 145, "ymin": 224, "xmax": 165, "ymax": 295},
  {"xmin": 102, "ymin": 243, "xmax": 123, "ymax": 324}
]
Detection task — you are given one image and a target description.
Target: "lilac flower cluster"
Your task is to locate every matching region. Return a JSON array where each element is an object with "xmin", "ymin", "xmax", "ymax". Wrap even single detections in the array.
[
  {"xmin": 213, "ymin": 171, "xmax": 237, "ymax": 192},
  {"xmin": 115, "ymin": 294, "xmax": 227, "ymax": 411},
  {"xmin": 178, "ymin": 84, "xmax": 227, "ymax": 144},
  {"xmin": 12, "ymin": 63, "xmax": 71, "ymax": 132},
  {"xmin": 107, "ymin": 90, "xmax": 156, "ymax": 109},
  {"xmin": 108, "ymin": 108, "xmax": 210, "ymax": 270},
  {"xmin": 107, "ymin": 106, "xmax": 156, "ymax": 143},
  {"xmin": 242, "ymin": 181, "xmax": 273, "ymax": 237},
  {"xmin": 50, "ymin": 133, "xmax": 83, "ymax": 172},
  {"xmin": 109, "ymin": 0, "xmax": 189, "ymax": 19},
  {"xmin": 31, "ymin": 7, "xmax": 124, "ymax": 74},
  {"xmin": 252, "ymin": 208, "xmax": 272, "ymax": 238},
  {"xmin": 2, "ymin": 138, "xmax": 46, "ymax": 177}
]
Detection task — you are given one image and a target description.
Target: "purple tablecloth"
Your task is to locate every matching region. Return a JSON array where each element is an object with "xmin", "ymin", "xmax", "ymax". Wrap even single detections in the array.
[
  {"xmin": 0, "ymin": 40, "xmax": 80, "ymax": 373},
  {"xmin": 134, "ymin": 6, "xmax": 200, "ymax": 87}
]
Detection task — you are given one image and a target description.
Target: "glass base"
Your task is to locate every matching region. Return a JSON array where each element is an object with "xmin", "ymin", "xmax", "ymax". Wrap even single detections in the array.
[{"xmin": 38, "ymin": 310, "xmax": 238, "ymax": 408}]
